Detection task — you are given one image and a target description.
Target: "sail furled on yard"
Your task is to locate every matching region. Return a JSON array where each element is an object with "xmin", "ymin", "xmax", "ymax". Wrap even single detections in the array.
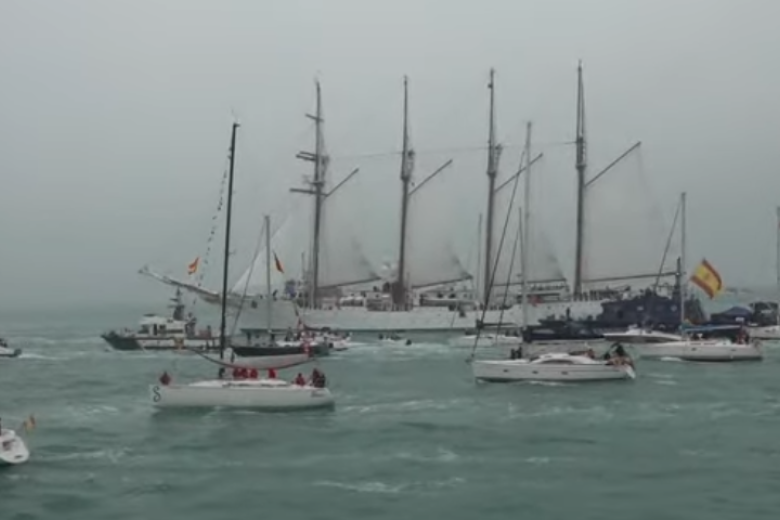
[
  {"xmin": 492, "ymin": 157, "xmax": 566, "ymax": 286},
  {"xmin": 580, "ymin": 143, "xmax": 678, "ymax": 289},
  {"xmin": 317, "ymin": 168, "xmax": 381, "ymax": 289},
  {"xmin": 404, "ymin": 151, "xmax": 472, "ymax": 289}
]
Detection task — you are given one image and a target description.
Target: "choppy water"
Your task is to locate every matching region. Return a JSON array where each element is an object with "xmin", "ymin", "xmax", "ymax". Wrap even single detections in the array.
[{"xmin": 3, "ymin": 304, "xmax": 780, "ymax": 519}]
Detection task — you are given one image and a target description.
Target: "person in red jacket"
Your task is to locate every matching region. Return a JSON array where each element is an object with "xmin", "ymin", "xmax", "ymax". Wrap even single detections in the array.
[
  {"xmin": 248, "ymin": 368, "xmax": 259, "ymax": 379},
  {"xmin": 294, "ymin": 373, "xmax": 306, "ymax": 386},
  {"xmin": 268, "ymin": 368, "xmax": 277, "ymax": 379}
]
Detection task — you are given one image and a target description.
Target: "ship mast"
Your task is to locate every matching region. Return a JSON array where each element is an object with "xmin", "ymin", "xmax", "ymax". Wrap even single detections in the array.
[
  {"xmin": 219, "ymin": 121, "xmax": 240, "ymax": 359},
  {"xmin": 293, "ymin": 81, "xmax": 327, "ymax": 309},
  {"xmin": 393, "ymin": 76, "xmax": 413, "ymax": 310},
  {"xmin": 483, "ymin": 68, "xmax": 501, "ymax": 305},
  {"xmin": 522, "ymin": 122, "xmax": 532, "ymax": 330},
  {"xmin": 573, "ymin": 61, "xmax": 587, "ymax": 298}
]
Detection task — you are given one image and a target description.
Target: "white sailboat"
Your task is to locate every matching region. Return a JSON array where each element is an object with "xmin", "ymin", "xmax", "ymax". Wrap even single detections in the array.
[
  {"xmin": 471, "ymin": 123, "xmax": 636, "ymax": 383},
  {"xmin": 748, "ymin": 206, "xmax": 780, "ymax": 340},
  {"xmin": 627, "ymin": 193, "xmax": 762, "ymax": 362},
  {"xmin": 149, "ymin": 122, "xmax": 334, "ymax": 411},
  {"xmin": 151, "ymin": 377, "xmax": 334, "ymax": 410}
]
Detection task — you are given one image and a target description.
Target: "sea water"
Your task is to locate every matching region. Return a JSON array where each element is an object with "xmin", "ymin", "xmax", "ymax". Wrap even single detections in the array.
[{"xmin": 2, "ymin": 303, "xmax": 780, "ymax": 519}]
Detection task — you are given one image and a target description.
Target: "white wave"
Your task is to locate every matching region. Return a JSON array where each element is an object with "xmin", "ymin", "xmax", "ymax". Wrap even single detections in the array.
[{"xmin": 315, "ymin": 480, "xmax": 405, "ymax": 494}]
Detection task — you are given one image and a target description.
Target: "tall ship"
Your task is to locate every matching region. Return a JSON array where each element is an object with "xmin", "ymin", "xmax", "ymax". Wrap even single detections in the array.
[{"xmin": 142, "ymin": 65, "xmax": 671, "ymax": 333}]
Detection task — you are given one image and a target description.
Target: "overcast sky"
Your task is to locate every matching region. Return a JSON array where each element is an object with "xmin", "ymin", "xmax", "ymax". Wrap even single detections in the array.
[{"xmin": 1, "ymin": 0, "xmax": 779, "ymax": 310}]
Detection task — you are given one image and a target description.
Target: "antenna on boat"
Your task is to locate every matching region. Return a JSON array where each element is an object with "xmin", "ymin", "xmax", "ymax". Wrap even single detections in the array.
[
  {"xmin": 219, "ymin": 121, "xmax": 240, "ymax": 360},
  {"xmin": 394, "ymin": 76, "xmax": 413, "ymax": 311},
  {"xmin": 573, "ymin": 61, "xmax": 587, "ymax": 298},
  {"xmin": 483, "ymin": 68, "xmax": 501, "ymax": 307}
]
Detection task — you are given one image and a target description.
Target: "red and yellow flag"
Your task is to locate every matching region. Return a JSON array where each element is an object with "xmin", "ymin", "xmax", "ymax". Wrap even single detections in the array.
[
  {"xmin": 187, "ymin": 257, "xmax": 200, "ymax": 275},
  {"xmin": 690, "ymin": 258, "xmax": 723, "ymax": 299},
  {"xmin": 273, "ymin": 252, "xmax": 284, "ymax": 274}
]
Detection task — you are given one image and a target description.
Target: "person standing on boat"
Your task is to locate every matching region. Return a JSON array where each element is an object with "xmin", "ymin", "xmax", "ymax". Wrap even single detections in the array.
[
  {"xmin": 268, "ymin": 368, "xmax": 277, "ymax": 379},
  {"xmin": 294, "ymin": 373, "xmax": 306, "ymax": 386}
]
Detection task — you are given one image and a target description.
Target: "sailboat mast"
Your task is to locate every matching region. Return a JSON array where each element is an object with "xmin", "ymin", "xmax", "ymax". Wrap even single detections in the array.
[
  {"xmin": 476, "ymin": 213, "xmax": 483, "ymax": 300},
  {"xmin": 573, "ymin": 62, "xmax": 587, "ymax": 298},
  {"xmin": 264, "ymin": 215, "xmax": 272, "ymax": 334},
  {"xmin": 310, "ymin": 82, "xmax": 325, "ymax": 309},
  {"xmin": 775, "ymin": 206, "xmax": 779, "ymax": 325},
  {"xmin": 483, "ymin": 68, "xmax": 498, "ymax": 306},
  {"xmin": 522, "ymin": 122, "xmax": 532, "ymax": 329},
  {"xmin": 219, "ymin": 121, "xmax": 240, "ymax": 358},
  {"xmin": 394, "ymin": 76, "xmax": 412, "ymax": 310},
  {"xmin": 679, "ymin": 192, "xmax": 687, "ymax": 325}
]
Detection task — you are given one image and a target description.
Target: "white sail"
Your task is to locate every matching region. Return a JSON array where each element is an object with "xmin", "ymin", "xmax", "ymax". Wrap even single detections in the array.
[
  {"xmin": 317, "ymin": 170, "xmax": 381, "ymax": 289},
  {"xmin": 492, "ymin": 163, "xmax": 566, "ymax": 287},
  {"xmin": 404, "ymin": 155, "xmax": 471, "ymax": 289},
  {"xmin": 230, "ymin": 214, "xmax": 298, "ymax": 297},
  {"xmin": 581, "ymin": 145, "xmax": 678, "ymax": 289}
]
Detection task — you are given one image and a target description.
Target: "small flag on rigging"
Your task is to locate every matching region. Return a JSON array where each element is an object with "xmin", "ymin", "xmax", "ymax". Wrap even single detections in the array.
[
  {"xmin": 273, "ymin": 252, "xmax": 284, "ymax": 274},
  {"xmin": 690, "ymin": 258, "xmax": 723, "ymax": 299},
  {"xmin": 187, "ymin": 257, "xmax": 200, "ymax": 275}
]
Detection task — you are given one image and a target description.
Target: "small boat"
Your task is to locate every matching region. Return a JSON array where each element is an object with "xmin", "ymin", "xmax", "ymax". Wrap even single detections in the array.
[
  {"xmin": 0, "ymin": 429, "xmax": 30, "ymax": 466},
  {"xmin": 0, "ymin": 339, "xmax": 22, "ymax": 359},
  {"xmin": 472, "ymin": 350, "xmax": 636, "ymax": 383},
  {"xmin": 449, "ymin": 332, "xmax": 520, "ymax": 348},
  {"xmin": 150, "ymin": 377, "xmax": 335, "ymax": 410},
  {"xmin": 630, "ymin": 338, "xmax": 762, "ymax": 362},
  {"xmin": 603, "ymin": 325, "xmax": 683, "ymax": 344},
  {"xmin": 747, "ymin": 324, "xmax": 780, "ymax": 341},
  {"xmin": 102, "ymin": 289, "xmax": 220, "ymax": 352}
]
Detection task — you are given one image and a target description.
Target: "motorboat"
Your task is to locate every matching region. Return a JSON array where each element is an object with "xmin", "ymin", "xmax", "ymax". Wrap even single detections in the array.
[
  {"xmin": 603, "ymin": 325, "xmax": 683, "ymax": 344},
  {"xmin": 150, "ymin": 376, "xmax": 335, "ymax": 410},
  {"xmin": 0, "ymin": 338, "xmax": 21, "ymax": 359},
  {"xmin": 472, "ymin": 351, "xmax": 636, "ymax": 383},
  {"xmin": 630, "ymin": 338, "xmax": 762, "ymax": 362},
  {"xmin": 747, "ymin": 324, "xmax": 780, "ymax": 341},
  {"xmin": 101, "ymin": 289, "xmax": 220, "ymax": 352},
  {"xmin": 449, "ymin": 332, "xmax": 521, "ymax": 348},
  {"xmin": 0, "ymin": 429, "xmax": 30, "ymax": 466}
]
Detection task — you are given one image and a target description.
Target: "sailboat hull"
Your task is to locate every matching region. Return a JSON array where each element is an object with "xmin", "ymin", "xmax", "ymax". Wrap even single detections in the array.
[
  {"xmin": 150, "ymin": 379, "xmax": 335, "ymax": 410},
  {"xmin": 472, "ymin": 357, "xmax": 635, "ymax": 382},
  {"xmin": 632, "ymin": 340, "xmax": 763, "ymax": 362}
]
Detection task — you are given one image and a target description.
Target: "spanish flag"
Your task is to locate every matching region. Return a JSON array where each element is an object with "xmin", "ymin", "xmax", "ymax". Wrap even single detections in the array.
[
  {"xmin": 187, "ymin": 257, "xmax": 200, "ymax": 275},
  {"xmin": 273, "ymin": 252, "xmax": 284, "ymax": 274},
  {"xmin": 690, "ymin": 258, "xmax": 723, "ymax": 299}
]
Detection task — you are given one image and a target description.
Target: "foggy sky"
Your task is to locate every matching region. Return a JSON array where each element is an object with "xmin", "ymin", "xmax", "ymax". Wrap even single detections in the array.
[{"xmin": 1, "ymin": 0, "xmax": 779, "ymax": 311}]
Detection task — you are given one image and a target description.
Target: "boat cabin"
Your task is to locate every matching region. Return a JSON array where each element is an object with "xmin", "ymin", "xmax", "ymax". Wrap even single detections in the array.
[{"xmin": 137, "ymin": 314, "xmax": 189, "ymax": 337}]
